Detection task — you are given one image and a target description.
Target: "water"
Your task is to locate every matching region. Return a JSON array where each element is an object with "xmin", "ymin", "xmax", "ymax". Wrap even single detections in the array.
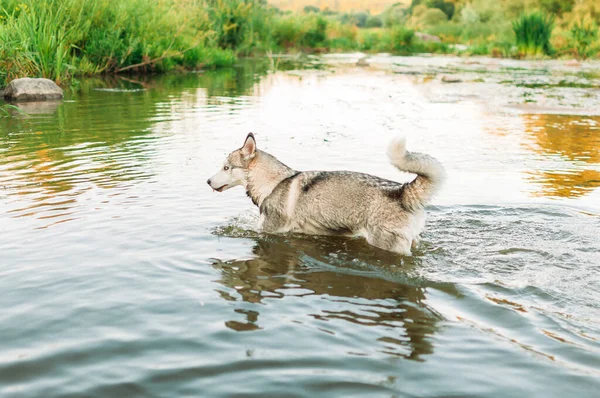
[{"xmin": 1, "ymin": 56, "xmax": 599, "ymax": 397}]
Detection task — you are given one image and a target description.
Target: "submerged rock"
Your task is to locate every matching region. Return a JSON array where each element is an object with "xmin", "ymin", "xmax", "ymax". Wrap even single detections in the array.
[
  {"xmin": 564, "ymin": 59, "xmax": 581, "ymax": 67},
  {"xmin": 356, "ymin": 56, "xmax": 369, "ymax": 67},
  {"xmin": 415, "ymin": 32, "xmax": 442, "ymax": 43},
  {"xmin": 3, "ymin": 78, "xmax": 63, "ymax": 102}
]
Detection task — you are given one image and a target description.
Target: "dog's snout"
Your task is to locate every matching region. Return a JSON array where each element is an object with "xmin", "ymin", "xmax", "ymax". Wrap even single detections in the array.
[{"xmin": 206, "ymin": 178, "xmax": 211, "ymax": 186}]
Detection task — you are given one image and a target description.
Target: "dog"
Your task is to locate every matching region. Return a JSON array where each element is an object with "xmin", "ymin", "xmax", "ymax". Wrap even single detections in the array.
[{"xmin": 207, "ymin": 133, "xmax": 445, "ymax": 255}]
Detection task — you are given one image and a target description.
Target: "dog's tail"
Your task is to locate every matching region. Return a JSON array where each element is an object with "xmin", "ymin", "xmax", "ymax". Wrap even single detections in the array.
[{"xmin": 387, "ymin": 137, "xmax": 446, "ymax": 210}]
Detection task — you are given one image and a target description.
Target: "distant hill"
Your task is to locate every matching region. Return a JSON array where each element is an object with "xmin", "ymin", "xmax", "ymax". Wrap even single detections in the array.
[{"xmin": 269, "ymin": 0, "xmax": 408, "ymax": 14}]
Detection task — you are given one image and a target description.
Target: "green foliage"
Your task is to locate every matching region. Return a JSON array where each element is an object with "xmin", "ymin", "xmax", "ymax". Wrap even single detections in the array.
[
  {"xmin": 569, "ymin": 19, "xmax": 599, "ymax": 58},
  {"xmin": 207, "ymin": 0, "xmax": 275, "ymax": 54},
  {"xmin": 357, "ymin": 30, "xmax": 381, "ymax": 51},
  {"xmin": 0, "ymin": 0, "xmax": 83, "ymax": 84},
  {"xmin": 420, "ymin": 8, "xmax": 449, "ymax": 26},
  {"xmin": 539, "ymin": 0, "xmax": 575, "ymax": 16},
  {"xmin": 381, "ymin": 5, "xmax": 407, "ymax": 28},
  {"xmin": 2, "ymin": 0, "xmax": 600, "ymax": 86},
  {"xmin": 303, "ymin": 5, "xmax": 319, "ymax": 14},
  {"xmin": 352, "ymin": 11, "xmax": 369, "ymax": 28},
  {"xmin": 425, "ymin": 0, "xmax": 455, "ymax": 20},
  {"xmin": 379, "ymin": 26, "xmax": 415, "ymax": 53},
  {"xmin": 305, "ymin": 15, "xmax": 327, "ymax": 47},
  {"xmin": 365, "ymin": 15, "xmax": 383, "ymax": 28},
  {"xmin": 409, "ymin": 0, "xmax": 454, "ymax": 19},
  {"xmin": 0, "ymin": 0, "xmax": 255, "ymax": 85},
  {"xmin": 513, "ymin": 12, "xmax": 555, "ymax": 57},
  {"xmin": 0, "ymin": 103, "xmax": 26, "ymax": 118},
  {"xmin": 271, "ymin": 13, "xmax": 327, "ymax": 49}
]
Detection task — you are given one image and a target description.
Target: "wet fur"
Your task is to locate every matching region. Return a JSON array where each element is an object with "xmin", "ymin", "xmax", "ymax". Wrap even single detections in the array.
[{"xmin": 208, "ymin": 134, "xmax": 445, "ymax": 255}]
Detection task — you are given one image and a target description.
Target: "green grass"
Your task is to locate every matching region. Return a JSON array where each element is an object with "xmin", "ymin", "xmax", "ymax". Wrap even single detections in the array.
[
  {"xmin": 512, "ymin": 12, "xmax": 555, "ymax": 57},
  {"xmin": 2, "ymin": 0, "xmax": 600, "ymax": 86},
  {"xmin": 0, "ymin": 0, "xmax": 251, "ymax": 85},
  {"xmin": 0, "ymin": 103, "xmax": 27, "ymax": 118},
  {"xmin": 569, "ymin": 20, "xmax": 599, "ymax": 59}
]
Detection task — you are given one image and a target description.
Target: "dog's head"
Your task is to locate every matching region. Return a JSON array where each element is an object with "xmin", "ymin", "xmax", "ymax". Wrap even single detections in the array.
[{"xmin": 207, "ymin": 133, "xmax": 256, "ymax": 192}]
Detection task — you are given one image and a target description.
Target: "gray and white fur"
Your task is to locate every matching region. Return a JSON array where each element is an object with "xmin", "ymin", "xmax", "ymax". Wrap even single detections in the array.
[{"xmin": 208, "ymin": 133, "xmax": 445, "ymax": 255}]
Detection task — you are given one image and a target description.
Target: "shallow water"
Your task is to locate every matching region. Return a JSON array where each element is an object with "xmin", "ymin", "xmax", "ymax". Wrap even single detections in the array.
[{"xmin": 1, "ymin": 56, "xmax": 599, "ymax": 397}]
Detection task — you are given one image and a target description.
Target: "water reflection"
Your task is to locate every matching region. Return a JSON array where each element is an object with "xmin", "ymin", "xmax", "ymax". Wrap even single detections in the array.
[
  {"xmin": 523, "ymin": 114, "xmax": 600, "ymax": 198},
  {"xmin": 212, "ymin": 235, "xmax": 455, "ymax": 361},
  {"xmin": 0, "ymin": 61, "xmax": 274, "ymax": 226}
]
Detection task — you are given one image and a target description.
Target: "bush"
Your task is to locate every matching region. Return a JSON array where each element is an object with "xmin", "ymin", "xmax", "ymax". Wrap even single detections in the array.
[
  {"xmin": 272, "ymin": 16, "xmax": 303, "ymax": 48},
  {"xmin": 512, "ymin": 12, "xmax": 555, "ymax": 57},
  {"xmin": 425, "ymin": 0, "xmax": 455, "ymax": 20},
  {"xmin": 539, "ymin": 0, "xmax": 575, "ymax": 16},
  {"xmin": 381, "ymin": 5, "xmax": 407, "ymax": 27},
  {"xmin": 352, "ymin": 11, "xmax": 369, "ymax": 28},
  {"xmin": 420, "ymin": 9, "xmax": 449, "ymax": 26},
  {"xmin": 357, "ymin": 30, "xmax": 381, "ymax": 50},
  {"xmin": 327, "ymin": 20, "xmax": 357, "ymax": 47},
  {"xmin": 569, "ymin": 19, "xmax": 599, "ymax": 58},
  {"xmin": 381, "ymin": 25, "xmax": 415, "ymax": 52},
  {"xmin": 272, "ymin": 14, "xmax": 328, "ymax": 49},
  {"xmin": 460, "ymin": 6, "xmax": 480, "ymax": 24},
  {"xmin": 303, "ymin": 6, "xmax": 319, "ymax": 14},
  {"xmin": 304, "ymin": 15, "xmax": 328, "ymax": 47},
  {"xmin": 366, "ymin": 15, "xmax": 383, "ymax": 28}
]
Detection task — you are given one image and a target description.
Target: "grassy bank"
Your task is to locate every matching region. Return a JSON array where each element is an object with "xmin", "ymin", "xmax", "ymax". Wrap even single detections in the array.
[{"xmin": 1, "ymin": 0, "xmax": 599, "ymax": 86}]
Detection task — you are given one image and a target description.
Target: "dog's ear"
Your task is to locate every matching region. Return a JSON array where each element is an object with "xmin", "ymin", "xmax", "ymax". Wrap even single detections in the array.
[{"xmin": 241, "ymin": 133, "xmax": 256, "ymax": 160}]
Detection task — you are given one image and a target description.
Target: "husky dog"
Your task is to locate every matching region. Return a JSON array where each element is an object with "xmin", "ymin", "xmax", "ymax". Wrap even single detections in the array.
[{"xmin": 208, "ymin": 133, "xmax": 445, "ymax": 255}]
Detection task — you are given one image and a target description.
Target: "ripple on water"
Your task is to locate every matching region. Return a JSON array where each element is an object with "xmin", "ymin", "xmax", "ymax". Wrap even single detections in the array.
[{"xmin": 1, "ymin": 58, "xmax": 600, "ymax": 397}]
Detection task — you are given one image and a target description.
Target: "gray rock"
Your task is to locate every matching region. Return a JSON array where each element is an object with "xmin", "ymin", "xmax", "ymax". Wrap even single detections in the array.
[
  {"xmin": 356, "ymin": 56, "xmax": 369, "ymax": 67},
  {"xmin": 415, "ymin": 32, "xmax": 442, "ymax": 43},
  {"xmin": 441, "ymin": 75, "xmax": 462, "ymax": 83},
  {"xmin": 3, "ymin": 78, "xmax": 63, "ymax": 102}
]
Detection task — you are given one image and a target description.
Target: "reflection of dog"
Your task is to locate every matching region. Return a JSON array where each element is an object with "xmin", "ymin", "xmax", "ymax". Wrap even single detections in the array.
[
  {"xmin": 212, "ymin": 235, "xmax": 450, "ymax": 360},
  {"xmin": 208, "ymin": 134, "xmax": 445, "ymax": 255}
]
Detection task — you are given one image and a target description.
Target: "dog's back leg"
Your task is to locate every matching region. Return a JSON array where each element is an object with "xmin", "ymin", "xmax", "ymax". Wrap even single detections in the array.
[{"xmin": 365, "ymin": 227, "xmax": 412, "ymax": 256}]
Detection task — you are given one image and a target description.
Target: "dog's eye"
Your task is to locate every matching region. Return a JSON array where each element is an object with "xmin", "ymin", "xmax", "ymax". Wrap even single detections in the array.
[{"xmin": 223, "ymin": 166, "xmax": 230, "ymax": 171}]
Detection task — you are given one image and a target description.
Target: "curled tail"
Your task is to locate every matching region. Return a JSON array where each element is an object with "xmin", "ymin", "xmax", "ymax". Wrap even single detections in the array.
[{"xmin": 387, "ymin": 137, "xmax": 446, "ymax": 210}]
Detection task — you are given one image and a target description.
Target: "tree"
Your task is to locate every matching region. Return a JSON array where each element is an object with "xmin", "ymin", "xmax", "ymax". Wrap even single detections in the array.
[
  {"xmin": 303, "ymin": 5, "xmax": 320, "ymax": 14},
  {"xmin": 539, "ymin": 0, "xmax": 575, "ymax": 16}
]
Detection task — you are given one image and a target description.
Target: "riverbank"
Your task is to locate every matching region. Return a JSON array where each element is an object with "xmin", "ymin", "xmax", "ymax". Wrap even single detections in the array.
[{"xmin": 1, "ymin": 0, "xmax": 599, "ymax": 87}]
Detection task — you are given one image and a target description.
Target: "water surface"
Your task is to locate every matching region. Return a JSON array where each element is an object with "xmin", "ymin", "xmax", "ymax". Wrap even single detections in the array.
[{"xmin": 1, "ymin": 56, "xmax": 599, "ymax": 397}]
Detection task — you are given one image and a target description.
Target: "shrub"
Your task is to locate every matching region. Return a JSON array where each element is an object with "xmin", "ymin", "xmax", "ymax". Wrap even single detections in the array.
[
  {"xmin": 357, "ymin": 29, "xmax": 381, "ymax": 50},
  {"xmin": 570, "ymin": 19, "xmax": 599, "ymax": 58},
  {"xmin": 366, "ymin": 15, "xmax": 383, "ymax": 28},
  {"xmin": 303, "ymin": 6, "xmax": 319, "ymax": 14},
  {"xmin": 425, "ymin": 0, "xmax": 455, "ymax": 20},
  {"xmin": 420, "ymin": 9, "xmax": 449, "ymax": 26},
  {"xmin": 304, "ymin": 15, "xmax": 328, "ymax": 48},
  {"xmin": 539, "ymin": 0, "xmax": 575, "ymax": 16},
  {"xmin": 272, "ymin": 16, "xmax": 303, "ymax": 48},
  {"xmin": 352, "ymin": 11, "xmax": 369, "ymax": 28},
  {"xmin": 381, "ymin": 5, "xmax": 407, "ymax": 28},
  {"xmin": 384, "ymin": 25, "xmax": 415, "ymax": 52},
  {"xmin": 460, "ymin": 6, "xmax": 480, "ymax": 24}
]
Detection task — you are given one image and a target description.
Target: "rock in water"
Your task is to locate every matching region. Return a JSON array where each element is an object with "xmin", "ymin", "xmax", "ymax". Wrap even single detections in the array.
[
  {"xmin": 415, "ymin": 32, "xmax": 442, "ymax": 43},
  {"xmin": 3, "ymin": 78, "xmax": 63, "ymax": 101},
  {"xmin": 356, "ymin": 56, "xmax": 369, "ymax": 67},
  {"xmin": 441, "ymin": 75, "xmax": 462, "ymax": 83}
]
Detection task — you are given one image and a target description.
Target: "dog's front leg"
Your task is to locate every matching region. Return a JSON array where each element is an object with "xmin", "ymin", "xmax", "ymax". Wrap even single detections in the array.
[{"xmin": 257, "ymin": 210, "xmax": 289, "ymax": 234}]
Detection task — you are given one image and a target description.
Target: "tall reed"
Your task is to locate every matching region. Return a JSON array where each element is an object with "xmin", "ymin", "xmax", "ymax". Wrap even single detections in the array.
[{"xmin": 512, "ymin": 12, "xmax": 555, "ymax": 57}]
